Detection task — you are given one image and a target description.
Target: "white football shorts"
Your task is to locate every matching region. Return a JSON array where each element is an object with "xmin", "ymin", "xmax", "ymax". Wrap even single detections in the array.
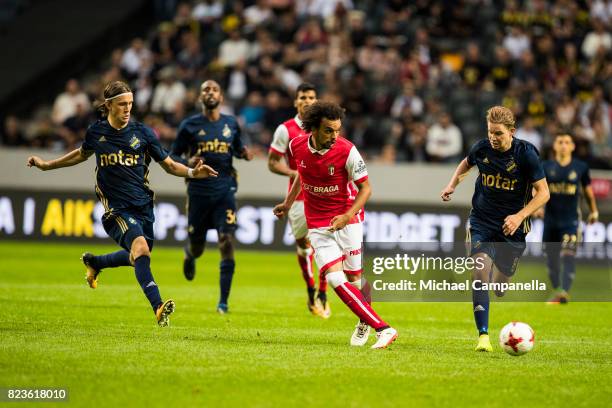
[
  {"xmin": 308, "ymin": 222, "xmax": 363, "ymax": 274},
  {"xmin": 288, "ymin": 200, "xmax": 308, "ymax": 240}
]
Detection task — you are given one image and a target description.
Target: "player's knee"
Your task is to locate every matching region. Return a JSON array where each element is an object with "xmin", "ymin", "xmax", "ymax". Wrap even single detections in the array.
[
  {"xmin": 295, "ymin": 237, "xmax": 310, "ymax": 249},
  {"xmin": 471, "ymin": 254, "xmax": 490, "ymax": 281},
  {"xmin": 131, "ymin": 237, "xmax": 150, "ymax": 260},
  {"xmin": 296, "ymin": 244, "xmax": 312, "ymax": 258},
  {"xmin": 218, "ymin": 234, "xmax": 234, "ymax": 259},
  {"xmin": 560, "ymin": 249, "xmax": 576, "ymax": 258},
  {"xmin": 189, "ymin": 241, "xmax": 205, "ymax": 258},
  {"xmin": 346, "ymin": 272, "xmax": 361, "ymax": 282}
]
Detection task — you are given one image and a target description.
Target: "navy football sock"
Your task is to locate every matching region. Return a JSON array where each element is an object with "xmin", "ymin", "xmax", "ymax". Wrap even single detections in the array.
[
  {"xmin": 91, "ymin": 250, "xmax": 131, "ymax": 270},
  {"xmin": 546, "ymin": 247, "xmax": 561, "ymax": 289},
  {"xmin": 472, "ymin": 288, "xmax": 490, "ymax": 335},
  {"xmin": 219, "ymin": 259, "xmax": 235, "ymax": 305},
  {"xmin": 134, "ymin": 256, "xmax": 162, "ymax": 312},
  {"xmin": 561, "ymin": 255, "xmax": 576, "ymax": 292}
]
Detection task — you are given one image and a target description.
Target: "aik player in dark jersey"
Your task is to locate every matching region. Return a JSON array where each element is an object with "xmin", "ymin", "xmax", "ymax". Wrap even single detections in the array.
[
  {"xmin": 441, "ymin": 106, "xmax": 550, "ymax": 352},
  {"xmin": 27, "ymin": 81, "xmax": 217, "ymax": 326},
  {"xmin": 170, "ymin": 80, "xmax": 252, "ymax": 314},
  {"xmin": 539, "ymin": 133, "xmax": 598, "ymax": 304}
]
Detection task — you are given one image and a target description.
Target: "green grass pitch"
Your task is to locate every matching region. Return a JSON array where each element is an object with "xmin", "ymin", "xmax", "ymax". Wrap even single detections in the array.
[{"xmin": 0, "ymin": 241, "xmax": 611, "ymax": 407}]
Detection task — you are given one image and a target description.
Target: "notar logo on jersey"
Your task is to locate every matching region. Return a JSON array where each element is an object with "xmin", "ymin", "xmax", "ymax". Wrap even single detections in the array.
[
  {"xmin": 222, "ymin": 124, "xmax": 231, "ymax": 138},
  {"xmin": 328, "ymin": 164, "xmax": 335, "ymax": 175},
  {"xmin": 99, "ymin": 136, "xmax": 107, "ymax": 142},
  {"xmin": 198, "ymin": 129, "xmax": 206, "ymax": 136},
  {"xmin": 130, "ymin": 135, "xmax": 141, "ymax": 149},
  {"xmin": 568, "ymin": 170, "xmax": 577, "ymax": 181}
]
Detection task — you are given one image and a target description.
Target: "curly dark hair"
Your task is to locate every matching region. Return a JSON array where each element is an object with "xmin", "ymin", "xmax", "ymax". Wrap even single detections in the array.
[{"xmin": 301, "ymin": 101, "xmax": 345, "ymax": 132}]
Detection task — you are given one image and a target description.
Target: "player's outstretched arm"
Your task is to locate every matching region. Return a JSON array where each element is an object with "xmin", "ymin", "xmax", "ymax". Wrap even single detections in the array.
[
  {"xmin": 159, "ymin": 156, "xmax": 218, "ymax": 179},
  {"xmin": 328, "ymin": 179, "xmax": 372, "ymax": 232},
  {"xmin": 273, "ymin": 173, "xmax": 301, "ymax": 218},
  {"xmin": 441, "ymin": 158, "xmax": 473, "ymax": 201},
  {"xmin": 584, "ymin": 185, "xmax": 599, "ymax": 224},
  {"xmin": 267, "ymin": 151, "xmax": 296, "ymax": 178},
  {"xmin": 27, "ymin": 148, "xmax": 90, "ymax": 171},
  {"xmin": 503, "ymin": 178, "xmax": 550, "ymax": 236}
]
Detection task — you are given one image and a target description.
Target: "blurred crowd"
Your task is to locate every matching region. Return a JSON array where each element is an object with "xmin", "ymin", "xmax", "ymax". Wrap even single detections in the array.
[{"xmin": 1, "ymin": 0, "xmax": 610, "ymax": 168}]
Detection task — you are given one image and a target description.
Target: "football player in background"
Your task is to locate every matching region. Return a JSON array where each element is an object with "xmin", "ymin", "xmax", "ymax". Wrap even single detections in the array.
[{"xmin": 171, "ymin": 79, "xmax": 252, "ymax": 314}]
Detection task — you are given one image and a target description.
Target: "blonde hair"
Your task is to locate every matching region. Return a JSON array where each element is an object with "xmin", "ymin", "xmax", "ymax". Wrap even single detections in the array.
[
  {"xmin": 95, "ymin": 81, "xmax": 132, "ymax": 117},
  {"xmin": 486, "ymin": 106, "xmax": 515, "ymax": 129}
]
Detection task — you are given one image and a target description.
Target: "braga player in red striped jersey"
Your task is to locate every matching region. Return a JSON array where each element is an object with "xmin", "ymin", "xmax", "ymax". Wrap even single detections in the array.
[
  {"xmin": 268, "ymin": 83, "xmax": 330, "ymax": 319},
  {"xmin": 273, "ymin": 101, "xmax": 398, "ymax": 349}
]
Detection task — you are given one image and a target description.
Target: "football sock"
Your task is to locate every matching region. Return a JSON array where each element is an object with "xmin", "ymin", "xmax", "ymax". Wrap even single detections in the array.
[
  {"xmin": 297, "ymin": 247, "xmax": 315, "ymax": 289},
  {"xmin": 317, "ymin": 290, "xmax": 327, "ymax": 304},
  {"xmin": 219, "ymin": 259, "xmax": 235, "ymax": 305},
  {"xmin": 472, "ymin": 287, "xmax": 489, "ymax": 335},
  {"xmin": 134, "ymin": 256, "xmax": 162, "ymax": 312},
  {"xmin": 327, "ymin": 271, "xmax": 388, "ymax": 330},
  {"xmin": 185, "ymin": 246, "xmax": 194, "ymax": 259},
  {"xmin": 561, "ymin": 255, "xmax": 576, "ymax": 292},
  {"xmin": 349, "ymin": 277, "xmax": 371, "ymax": 304},
  {"xmin": 307, "ymin": 287, "xmax": 316, "ymax": 304},
  {"xmin": 546, "ymin": 246, "xmax": 561, "ymax": 289},
  {"xmin": 91, "ymin": 250, "xmax": 131, "ymax": 269},
  {"xmin": 318, "ymin": 267, "xmax": 328, "ymax": 293}
]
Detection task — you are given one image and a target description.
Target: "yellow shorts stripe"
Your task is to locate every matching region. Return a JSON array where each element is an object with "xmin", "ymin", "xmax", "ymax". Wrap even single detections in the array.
[{"xmin": 115, "ymin": 216, "xmax": 128, "ymax": 233}]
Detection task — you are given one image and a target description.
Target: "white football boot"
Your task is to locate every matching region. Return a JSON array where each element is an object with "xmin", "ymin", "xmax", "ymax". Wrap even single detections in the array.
[
  {"xmin": 350, "ymin": 321, "xmax": 371, "ymax": 346},
  {"xmin": 371, "ymin": 327, "xmax": 398, "ymax": 349}
]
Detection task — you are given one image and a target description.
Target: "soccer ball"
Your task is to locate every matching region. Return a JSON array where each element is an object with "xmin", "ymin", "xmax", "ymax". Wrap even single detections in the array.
[{"xmin": 499, "ymin": 322, "xmax": 535, "ymax": 356}]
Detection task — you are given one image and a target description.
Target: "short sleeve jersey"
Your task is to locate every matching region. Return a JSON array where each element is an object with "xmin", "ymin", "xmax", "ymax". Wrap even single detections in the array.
[
  {"xmin": 269, "ymin": 115, "xmax": 309, "ymax": 201},
  {"xmin": 80, "ymin": 119, "xmax": 168, "ymax": 213},
  {"xmin": 289, "ymin": 136, "xmax": 368, "ymax": 229},
  {"xmin": 467, "ymin": 137, "xmax": 545, "ymax": 233},
  {"xmin": 543, "ymin": 159, "xmax": 591, "ymax": 227},
  {"xmin": 171, "ymin": 113, "xmax": 244, "ymax": 197}
]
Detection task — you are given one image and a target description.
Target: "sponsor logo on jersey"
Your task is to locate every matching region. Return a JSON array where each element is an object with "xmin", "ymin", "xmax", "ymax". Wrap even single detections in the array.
[
  {"xmin": 355, "ymin": 159, "xmax": 366, "ymax": 174},
  {"xmin": 302, "ymin": 183, "xmax": 339, "ymax": 195},
  {"xmin": 99, "ymin": 150, "xmax": 140, "ymax": 167},
  {"xmin": 222, "ymin": 124, "xmax": 231, "ymax": 138},
  {"xmin": 299, "ymin": 160, "xmax": 306, "ymax": 168},
  {"xmin": 549, "ymin": 182, "xmax": 577, "ymax": 195},
  {"xmin": 328, "ymin": 164, "xmax": 335, "ymax": 175},
  {"xmin": 483, "ymin": 157, "xmax": 489, "ymax": 164},
  {"xmin": 568, "ymin": 170, "xmax": 577, "ymax": 181},
  {"xmin": 349, "ymin": 248, "xmax": 362, "ymax": 256},
  {"xmin": 130, "ymin": 135, "xmax": 141, "ymax": 149},
  {"xmin": 196, "ymin": 139, "xmax": 230, "ymax": 154},
  {"xmin": 99, "ymin": 136, "xmax": 106, "ymax": 142},
  {"xmin": 198, "ymin": 129, "xmax": 206, "ymax": 136},
  {"xmin": 481, "ymin": 172, "xmax": 518, "ymax": 191}
]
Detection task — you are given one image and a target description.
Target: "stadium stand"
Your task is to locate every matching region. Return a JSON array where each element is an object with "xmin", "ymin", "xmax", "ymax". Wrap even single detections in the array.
[{"xmin": 1, "ymin": 0, "xmax": 610, "ymax": 169}]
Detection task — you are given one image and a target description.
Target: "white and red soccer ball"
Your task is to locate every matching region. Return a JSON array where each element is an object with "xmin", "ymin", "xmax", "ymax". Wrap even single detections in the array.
[{"xmin": 499, "ymin": 322, "xmax": 535, "ymax": 356}]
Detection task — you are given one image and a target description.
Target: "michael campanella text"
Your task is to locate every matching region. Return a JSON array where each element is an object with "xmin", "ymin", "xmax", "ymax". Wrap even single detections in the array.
[{"xmin": 372, "ymin": 279, "xmax": 548, "ymax": 292}]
